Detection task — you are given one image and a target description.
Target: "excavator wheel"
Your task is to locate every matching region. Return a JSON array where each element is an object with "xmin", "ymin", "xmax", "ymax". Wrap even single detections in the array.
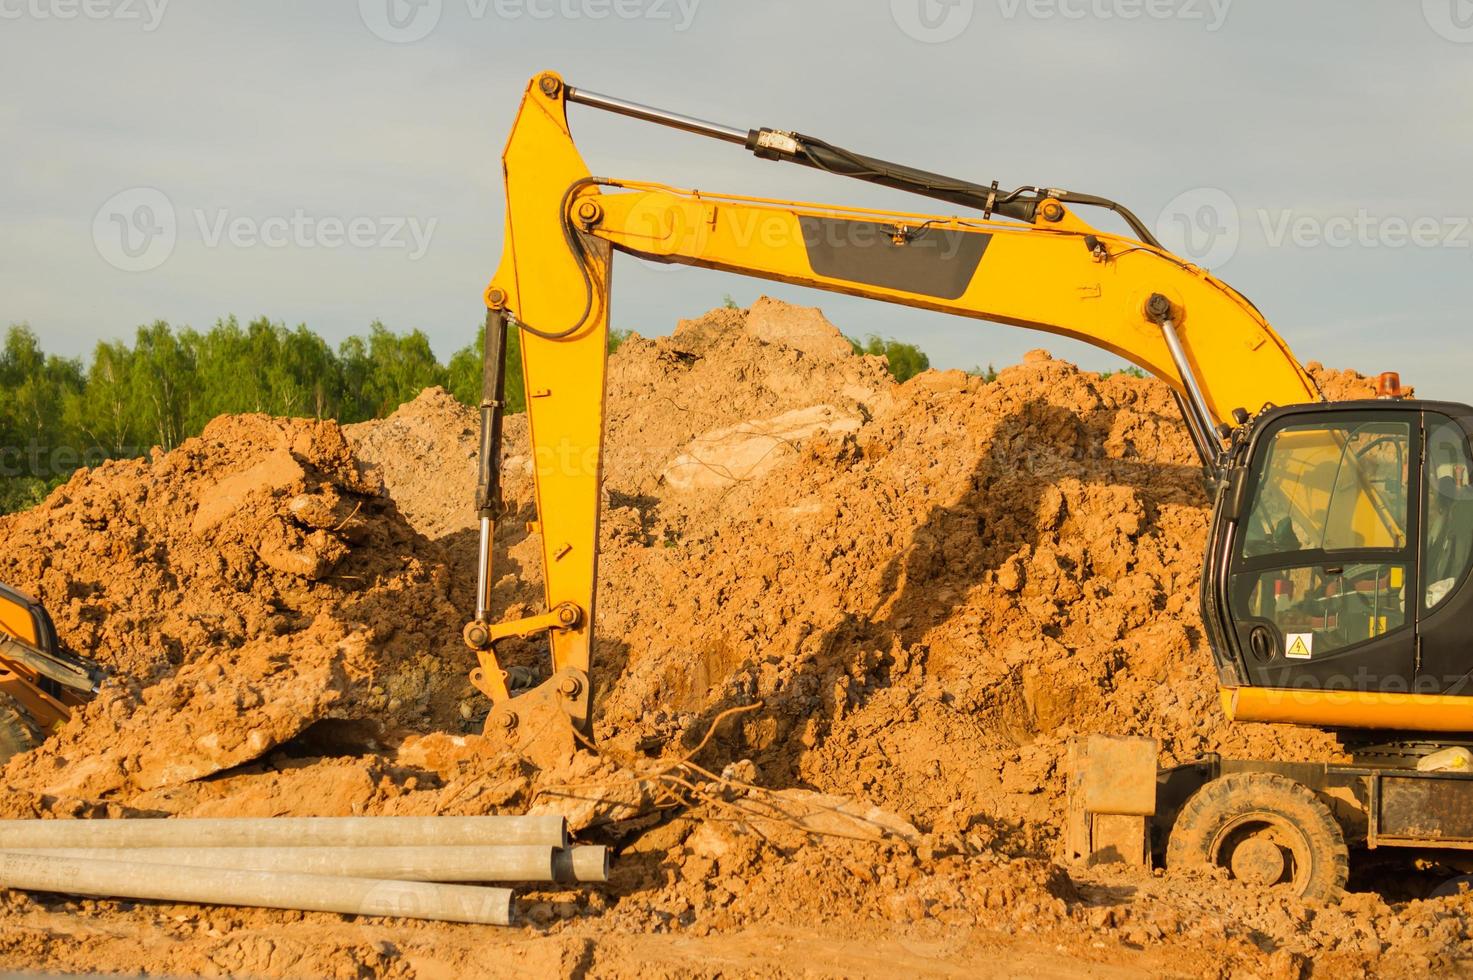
[
  {"xmin": 1167, "ymin": 771, "xmax": 1348, "ymax": 902},
  {"xmin": 0, "ymin": 692, "xmax": 41, "ymax": 765}
]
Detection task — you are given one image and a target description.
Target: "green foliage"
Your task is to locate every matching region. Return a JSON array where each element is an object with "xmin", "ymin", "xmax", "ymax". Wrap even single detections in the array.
[
  {"xmin": 721, "ymin": 294, "xmax": 740, "ymax": 310},
  {"xmin": 447, "ymin": 324, "xmax": 631, "ymax": 415},
  {"xmin": 846, "ymin": 335, "xmax": 931, "ymax": 383},
  {"xmin": 0, "ymin": 318, "xmax": 470, "ymax": 515},
  {"xmin": 0, "ymin": 325, "xmax": 86, "ymax": 510},
  {"xmin": 446, "ymin": 320, "xmax": 526, "ymax": 414},
  {"xmin": 350, "ymin": 322, "xmax": 447, "ymax": 419},
  {"xmin": 186, "ymin": 317, "xmax": 343, "ymax": 423},
  {"xmin": 1100, "ymin": 365, "xmax": 1148, "ymax": 380},
  {"xmin": 0, "ymin": 309, "xmax": 629, "ymax": 516},
  {"xmin": 128, "ymin": 321, "xmax": 193, "ymax": 451},
  {"xmin": 0, "ymin": 476, "xmax": 59, "ymax": 514},
  {"xmin": 968, "ymin": 363, "xmax": 999, "ymax": 383},
  {"xmin": 72, "ymin": 338, "xmax": 136, "ymax": 457}
]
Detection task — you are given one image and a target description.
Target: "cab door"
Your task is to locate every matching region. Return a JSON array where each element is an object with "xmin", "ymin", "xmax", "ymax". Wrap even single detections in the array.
[
  {"xmin": 1416, "ymin": 411, "xmax": 1473, "ymax": 695},
  {"xmin": 1226, "ymin": 410, "xmax": 1420, "ymax": 693}
]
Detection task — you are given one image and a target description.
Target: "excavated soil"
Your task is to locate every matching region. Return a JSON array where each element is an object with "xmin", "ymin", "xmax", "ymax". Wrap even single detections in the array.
[{"xmin": 0, "ymin": 296, "xmax": 1468, "ymax": 978}]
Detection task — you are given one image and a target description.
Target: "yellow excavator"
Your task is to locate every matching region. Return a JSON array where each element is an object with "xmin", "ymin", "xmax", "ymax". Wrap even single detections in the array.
[
  {"xmin": 462, "ymin": 71, "xmax": 1473, "ymax": 899},
  {"xmin": 0, "ymin": 583, "xmax": 100, "ymax": 763}
]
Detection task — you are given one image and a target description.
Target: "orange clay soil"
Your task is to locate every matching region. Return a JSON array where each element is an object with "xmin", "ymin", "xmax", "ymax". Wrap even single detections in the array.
[{"xmin": 0, "ymin": 298, "xmax": 1467, "ymax": 978}]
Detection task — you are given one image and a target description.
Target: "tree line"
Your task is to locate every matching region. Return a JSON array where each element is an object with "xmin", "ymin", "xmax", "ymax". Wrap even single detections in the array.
[
  {"xmin": 0, "ymin": 317, "xmax": 521, "ymax": 513},
  {"xmin": 0, "ymin": 316, "xmax": 928, "ymax": 514}
]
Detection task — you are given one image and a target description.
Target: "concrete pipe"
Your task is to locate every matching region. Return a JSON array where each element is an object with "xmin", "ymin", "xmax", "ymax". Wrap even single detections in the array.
[
  {"xmin": 20, "ymin": 845, "xmax": 558, "ymax": 883},
  {"xmin": 0, "ymin": 815, "xmax": 568, "ymax": 850},
  {"xmin": 0, "ymin": 851, "xmax": 513, "ymax": 925},
  {"xmin": 554, "ymin": 846, "xmax": 610, "ymax": 884}
]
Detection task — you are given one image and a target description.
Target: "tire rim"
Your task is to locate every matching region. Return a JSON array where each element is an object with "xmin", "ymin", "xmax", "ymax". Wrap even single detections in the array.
[{"xmin": 1207, "ymin": 812, "xmax": 1312, "ymax": 891}]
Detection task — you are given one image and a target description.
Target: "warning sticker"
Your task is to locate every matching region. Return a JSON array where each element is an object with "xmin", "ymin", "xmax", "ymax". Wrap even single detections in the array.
[{"xmin": 1286, "ymin": 633, "xmax": 1314, "ymax": 660}]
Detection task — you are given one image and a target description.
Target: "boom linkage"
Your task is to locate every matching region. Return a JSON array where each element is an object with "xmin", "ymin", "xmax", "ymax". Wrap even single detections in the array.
[{"xmin": 464, "ymin": 71, "xmax": 1324, "ymax": 747}]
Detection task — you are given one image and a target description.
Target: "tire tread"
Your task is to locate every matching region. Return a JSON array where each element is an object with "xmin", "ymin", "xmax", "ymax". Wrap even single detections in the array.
[{"xmin": 1166, "ymin": 770, "xmax": 1348, "ymax": 901}]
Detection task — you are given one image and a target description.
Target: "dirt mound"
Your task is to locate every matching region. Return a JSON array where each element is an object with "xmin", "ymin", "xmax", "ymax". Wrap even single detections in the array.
[
  {"xmin": 613, "ymin": 800, "xmax": 1074, "ymax": 936},
  {"xmin": 0, "ymin": 413, "xmax": 476, "ymax": 808},
  {"xmin": 1308, "ymin": 361, "xmax": 1380, "ymax": 402},
  {"xmin": 585, "ymin": 342, "xmax": 1352, "ymax": 857},
  {"xmin": 602, "ymin": 299, "xmax": 892, "ymax": 497},
  {"xmin": 0, "ymin": 296, "xmax": 1460, "ymax": 976}
]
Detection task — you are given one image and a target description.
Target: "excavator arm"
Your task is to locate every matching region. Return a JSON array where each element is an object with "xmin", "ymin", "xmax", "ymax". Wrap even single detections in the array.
[{"xmin": 464, "ymin": 71, "xmax": 1324, "ymax": 746}]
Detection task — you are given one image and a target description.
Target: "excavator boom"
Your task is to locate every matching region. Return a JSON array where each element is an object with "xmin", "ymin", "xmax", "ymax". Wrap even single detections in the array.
[
  {"xmin": 468, "ymin": 70, "xmax": 1473, "ymax": 756},
  {"xmin": 463, "ymin": 71, "xmax": 1335, "ymax": 746}
]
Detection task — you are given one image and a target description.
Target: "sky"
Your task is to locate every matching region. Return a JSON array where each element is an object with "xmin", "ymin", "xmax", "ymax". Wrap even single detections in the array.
[{"xmin": 3, "ymin": 1, "xmax": 1472, "ymax": 400}]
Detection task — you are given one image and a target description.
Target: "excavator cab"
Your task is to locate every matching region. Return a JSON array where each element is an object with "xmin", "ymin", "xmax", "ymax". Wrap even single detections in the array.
[
  {"xmin": 0, "ymin": 583, "xmax": 101, "ymax": 762},
  {"xmin": 1206, "ymin": 402, "xmax": 1473, "ymax": 731}
]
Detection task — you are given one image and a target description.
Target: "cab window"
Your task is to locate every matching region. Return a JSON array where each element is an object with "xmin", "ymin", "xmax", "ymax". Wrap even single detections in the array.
[
  {"xmin": 1423, "ymin": 418, "xmax": 1473, "ymax": 611},
  {"xmin": 1231, "ymin": 563, "xmax": 1408, "ymax": 657},
  {"xmin": 1232, "ymin": 418, "xmax": 1412, "ymax": 661},
  {"xmin": 1241, "ymin": 420, "xmax": 1409, "ymax": 559}
]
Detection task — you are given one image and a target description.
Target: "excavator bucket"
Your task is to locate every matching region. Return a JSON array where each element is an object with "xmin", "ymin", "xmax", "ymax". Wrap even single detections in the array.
[
  {"xmin": 482, "ymin": 681, "xmax": 580, "ymax": 772},
  {"xmin": 1065, "ymin": 735, "xmax": 1159, "ymax": 867}
]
